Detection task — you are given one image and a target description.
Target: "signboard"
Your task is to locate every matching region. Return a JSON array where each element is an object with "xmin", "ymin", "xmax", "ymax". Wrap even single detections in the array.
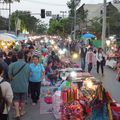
[
  {"xmin": 46, "ymin": 11, "xmax": 52, "ymax": 17},
  {"xmin": 52, "ymin": 14, "xmax": 57, "ymax": 19}
]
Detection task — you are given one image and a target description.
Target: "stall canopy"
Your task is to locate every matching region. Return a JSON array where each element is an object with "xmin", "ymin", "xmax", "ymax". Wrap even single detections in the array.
[
  {"xmin": 0, "ymin": 33, "xmax": 28, "ymax": 42},
  {"xmin": 0, "ymin": 33, "xmax": 16, "ymax": 42},
  {"xmin": 16, "ymin": 35, "xmax": 28, "ymax": 41},
  {"xmin": 4, "ymin": 33, "xmax": 17, "ymax": 40},
  {"xmin": 81, "ymin": 33, "xmax": 96, "ymax": 39}
]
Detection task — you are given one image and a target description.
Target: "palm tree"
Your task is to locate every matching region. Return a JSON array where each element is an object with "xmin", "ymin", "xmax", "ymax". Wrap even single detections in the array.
[{"xmin": 3, "ymin": 0, "xmax": 20, "ymax": 31}]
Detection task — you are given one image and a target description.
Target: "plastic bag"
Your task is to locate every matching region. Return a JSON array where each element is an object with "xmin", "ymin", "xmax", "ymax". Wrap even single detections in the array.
[{"xmin": 44, "ymin": 96, "xmax": 52, "ymax": 104}]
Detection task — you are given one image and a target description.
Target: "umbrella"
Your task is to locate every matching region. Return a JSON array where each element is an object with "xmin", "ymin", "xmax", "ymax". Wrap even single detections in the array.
[
  {"xmin": 81, "ymin": 33, "xmax": 96, "ymax": 39},
  {"xmin": 16, "ymin": 35, "xmax": 28, "ymax": 41}
]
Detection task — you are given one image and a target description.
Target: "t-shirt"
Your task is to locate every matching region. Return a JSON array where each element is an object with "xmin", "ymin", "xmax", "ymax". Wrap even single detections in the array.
[
  {"xmin": 9, "ymin": 60, "xmax": 29, "ymax": 93},
  {"xmin": 45, "ymin": 66, "xmax": 53, "ymax": 78},
  {"xmin": 29, "ymin": 63, "xmax": 45, "ymax": 82}
]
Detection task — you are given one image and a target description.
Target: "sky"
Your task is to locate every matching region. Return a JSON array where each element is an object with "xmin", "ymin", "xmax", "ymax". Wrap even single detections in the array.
[{"xmin": 0, "ymin": 0, "xmax": 112, "ymax": 23}]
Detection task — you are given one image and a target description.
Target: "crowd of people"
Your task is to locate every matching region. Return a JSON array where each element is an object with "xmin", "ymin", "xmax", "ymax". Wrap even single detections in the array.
[
  {"xmin": 0, "ymin": 41, "xmax": 77, "ymax": 120},
  {"xmin": 0, "ymin": 38, "xmax": 119, "ymax": 120}
]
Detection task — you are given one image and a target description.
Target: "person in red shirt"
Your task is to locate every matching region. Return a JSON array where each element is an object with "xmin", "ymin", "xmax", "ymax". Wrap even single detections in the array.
[{"xmin": 86, "ymin": 47, "xmax": 96, "ymax": 73}]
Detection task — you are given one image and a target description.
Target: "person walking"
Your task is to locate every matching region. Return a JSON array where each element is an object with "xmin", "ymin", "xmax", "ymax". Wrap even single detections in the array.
[
  {"xmin": 29, "ymin": 55, "xmax": 45, "ymax": 105},
  {"xmin": 86, "ymin": 47, "xmax": 96, "ymax": 73},
  {"xmin": 9, "ymin": 51, "xmax": 29, "ymax": 120},
  {"xmin": 96, "ymin": 48, "xmax": 106, "ymax": 76},
  {"xmin": 0, "ymin": 64, "xmax": 13, "ymax": 120},
  {"xmin": 0, "ymin": 52, "xmax": 9, "ymax": 80},
  {"xmin": 79, "ymin": 44, "xmax": 87, "ymax": 71}
]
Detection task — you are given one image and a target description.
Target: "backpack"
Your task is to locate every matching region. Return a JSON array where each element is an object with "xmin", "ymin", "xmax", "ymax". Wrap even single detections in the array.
[{"xmin": 0, "ymin": 80, "xmax": 6, "ymax": 114}]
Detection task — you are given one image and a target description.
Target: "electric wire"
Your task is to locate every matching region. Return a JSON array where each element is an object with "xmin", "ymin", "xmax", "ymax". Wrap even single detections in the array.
[{"xmin": 24, "ymin": 0, "xmax": 67, "ymax": 6}]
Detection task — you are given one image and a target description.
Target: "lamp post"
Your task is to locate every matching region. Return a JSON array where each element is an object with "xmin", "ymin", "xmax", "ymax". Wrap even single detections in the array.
[{"xmin": 102, "ymin": 0, "xmax": 107, "ymax": 51}]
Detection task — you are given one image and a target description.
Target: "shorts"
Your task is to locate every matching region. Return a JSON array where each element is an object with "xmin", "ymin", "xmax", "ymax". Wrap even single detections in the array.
[{"xmin": 13, "ymin": 93, "xmax": 27, "ymax": 102}]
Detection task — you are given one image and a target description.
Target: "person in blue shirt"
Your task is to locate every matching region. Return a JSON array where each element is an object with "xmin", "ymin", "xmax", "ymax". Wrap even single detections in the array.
[{"xmin": 29, "ymin": 55, "xmax": 45, "ymax": 105}]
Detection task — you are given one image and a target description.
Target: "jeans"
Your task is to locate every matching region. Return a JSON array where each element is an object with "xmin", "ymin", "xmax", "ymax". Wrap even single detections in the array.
[
  {"xmin": 0, "ymin": 114, "xmax": 8, "ymax": 120},
  {"xmin": 97, "ymin": 61, "xmax": 104, "ymax": 74},
  {"xmin": 88, "ymin": 63, "xmax": 92, "ymax": 73},
  {"xmin": 29, "ymin": 81, "xmax": 41, "ymax": 103},
  {"xmin": 81, "ymin": 57, "xmax": 86, "ymax": 71}
]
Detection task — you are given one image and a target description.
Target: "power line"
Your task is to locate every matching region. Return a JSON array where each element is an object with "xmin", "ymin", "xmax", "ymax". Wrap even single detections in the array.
[{"xmin": 24, "ymin": 0, "xmax": 67, "ymax": 6}]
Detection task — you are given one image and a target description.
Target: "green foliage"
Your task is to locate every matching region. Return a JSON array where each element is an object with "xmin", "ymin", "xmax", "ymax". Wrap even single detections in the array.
[
  {"xmin": 89, "ymin": 17, "xmax": 102, "ymax": 34},
  {"xmin": 48, "ymin": 18, "xmax": 71, "ymax": 38},
  {"xmin": 106, "ymin": 3, "xmax": 120, "ymax": 34},
  {"xmin": 35, "ymin": 20, "xmax": 47, "ymax": 35},
  {"xmin": 67, "ymin": 0, "xmax": 81, "ymax": 17},
  {"xmin": 0, "ymin": 16, "xmax": 8, "ymax": 30},
  {"xmin": 11, "ymin": 10, "xmax": 47, "ymax": 34},
  {"xmin": 77, "ymin": 4, "xmax": 88, "ymax": 23}
]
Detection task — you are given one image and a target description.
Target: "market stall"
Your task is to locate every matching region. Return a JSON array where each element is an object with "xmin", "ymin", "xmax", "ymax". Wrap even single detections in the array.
[
  {"xmin": 52, "ymin": 70, "xmax": 120, "ymax": 120},
  {"xmin": 0, "ymin": 33, "xmax": 15, "ymax": 52},
  {"xmin": 106, "ymin": 47, "xmax": 120, "ymax": 69}
]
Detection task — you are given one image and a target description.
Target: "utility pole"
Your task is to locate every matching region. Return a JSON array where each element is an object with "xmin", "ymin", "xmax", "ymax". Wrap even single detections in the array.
[
  {"xmin": 8, "ymin": 2, "xmax": 11, "ymax": 32},
  {"xmin": 73, "ymin": 3, "xmax": 77, "ymax": 41},
  {"xmin": 102, "ymin": 0, "xmax": 107, "ymax": 51},
  {"xmin": 73, "ymin": 0, "xmax": 81, "ymax": 41}
]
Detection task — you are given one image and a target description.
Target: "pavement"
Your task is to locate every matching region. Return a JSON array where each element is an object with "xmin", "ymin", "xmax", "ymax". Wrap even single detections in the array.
[{"xmin": 9, "ymin": 66, "xmax": 120, "ymax": 120}]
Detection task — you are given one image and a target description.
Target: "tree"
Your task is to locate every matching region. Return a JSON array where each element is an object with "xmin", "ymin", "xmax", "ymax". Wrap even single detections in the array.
[
  {"xmin": 11, "ymin": 11, "xmax": 37, "ymax": 33},
  {"xmin": 35, "ymin": 20, "xmax": 47, "ymax": 35},
  {"xmin": 77, "ymin": 4, "xmax": 88, "ymax": 23},
  {"xmin": 89, "ymin": 17, "xmax": 102, "ymax": 37},
  {"xmin": 48, "ymin": 19, "xmax": 62, "ymax": 35},
  {"xmin": 67, "ymin": 0, "xmax": 88, "ymax": 36},
  {"xmin": 48, "ymin": 18, "xmax": 71, "ymax": 38},
  {"xmin": 0, "ymin": 16, "xmax": 8, "ymax": 30},
  {"xmin": 11, "ymin": 10, "xmax": 47, "ymax": 34},
  {"xmin": 67, "ymin": 0, "xmax": 81, "ymax": 17},
  {"xmin": 106, "ymin": 2, "xmax": 120, "ymax": 35}
]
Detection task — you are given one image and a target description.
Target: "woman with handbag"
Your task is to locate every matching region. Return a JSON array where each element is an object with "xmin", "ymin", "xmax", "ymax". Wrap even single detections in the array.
[{"xmin": 96, "ymin": 48, "xmax": 106, "ymax": 76}]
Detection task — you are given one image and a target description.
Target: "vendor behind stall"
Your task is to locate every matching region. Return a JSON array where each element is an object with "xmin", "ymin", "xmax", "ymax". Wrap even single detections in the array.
[
  {"xmin": 45, "ymin": 61, "xmax": 58, "ymax": 86},
  {"xmin": 58, "ymin": 76, "xmax": 72, "ymax": 91}
]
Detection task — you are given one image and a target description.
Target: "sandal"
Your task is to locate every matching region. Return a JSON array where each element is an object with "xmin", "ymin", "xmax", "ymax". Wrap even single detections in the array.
[
  {"xmin": 14, "ymin": 116, "xmax": 20, "ymax": 120},
  {"xmin": 20, "ymin": 111, "xmax": 26, "ymax": 116}
]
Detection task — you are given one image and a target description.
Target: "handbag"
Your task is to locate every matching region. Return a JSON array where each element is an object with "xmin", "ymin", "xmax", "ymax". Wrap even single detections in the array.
[
  {"xmin": 44, "ymin": 96, "xmax": 52, "ymax": 104},
  {"xmin": 12, "ymin": 63, "xmax": 26, "ymax": 77},
  {"xmin": 102, "ymin": 56, "xmax": 106, "ymax": 66}
]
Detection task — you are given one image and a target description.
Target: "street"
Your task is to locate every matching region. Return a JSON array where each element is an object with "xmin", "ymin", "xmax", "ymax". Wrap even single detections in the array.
[{"xmin": 9, "ymin": 66, "xmax": 120, "ymax": 120}]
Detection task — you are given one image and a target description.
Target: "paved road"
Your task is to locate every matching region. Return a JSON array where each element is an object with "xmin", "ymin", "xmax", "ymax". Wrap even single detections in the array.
[
  {"xmin": 94, "ymin": 66, "xmax": 120, "ymax": 103},
  {"xmin": 9, "ymin": 66, "xmax": 120, "ymax": 120}
]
